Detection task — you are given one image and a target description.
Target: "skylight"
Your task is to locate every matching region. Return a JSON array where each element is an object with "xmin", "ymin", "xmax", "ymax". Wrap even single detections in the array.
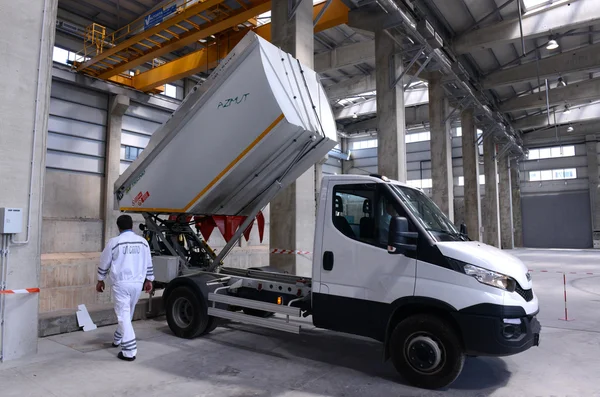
[{"xmin": 522, "ymin": 0, "xmax": 554, "ymax": 12}]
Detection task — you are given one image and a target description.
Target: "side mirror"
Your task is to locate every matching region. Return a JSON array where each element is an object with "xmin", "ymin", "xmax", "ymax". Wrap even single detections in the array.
[
  {"xmin": 388, "ymin": 217, "xmax": 418, "ymax": 254},
  {"xmin": 459, "ymin": 223, "xmax": 467, "ymax": 236}
]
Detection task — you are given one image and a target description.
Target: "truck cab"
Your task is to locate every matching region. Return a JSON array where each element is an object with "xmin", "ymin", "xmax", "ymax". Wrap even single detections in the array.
[{"xmin": 310, "ymin": 174, "xmax": 540, "ymax": 388}]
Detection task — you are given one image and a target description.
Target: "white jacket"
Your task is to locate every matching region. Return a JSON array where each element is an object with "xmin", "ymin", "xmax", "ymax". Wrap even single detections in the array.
[{"xmin": 98, "ymin": 230, "xmax": 155, "ymax": 285}]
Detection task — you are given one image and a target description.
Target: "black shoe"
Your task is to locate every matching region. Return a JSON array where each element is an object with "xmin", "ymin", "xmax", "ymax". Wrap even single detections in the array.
[
  {"xmin": 118, "ymin": 352, "xmax": 136, "ymax": 362},
  {"xmin": 112, "ymin": 343, "xmax": 120, "ymax": 348}
]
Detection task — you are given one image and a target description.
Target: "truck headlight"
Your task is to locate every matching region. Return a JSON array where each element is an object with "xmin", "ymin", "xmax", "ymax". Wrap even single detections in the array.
[{"xmin": 463, "ymin": 264, "xmax": 517, "ymax": 292}]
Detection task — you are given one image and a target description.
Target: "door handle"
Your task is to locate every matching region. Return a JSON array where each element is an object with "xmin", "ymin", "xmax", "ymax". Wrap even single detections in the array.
[{"xmin": 323, "ymin": 251, "xmax": 334, "ymax": 271}]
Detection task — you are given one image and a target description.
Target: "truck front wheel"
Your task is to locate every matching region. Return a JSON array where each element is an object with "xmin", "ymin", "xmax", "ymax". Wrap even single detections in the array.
[
  {"xmin": 390, "ymin": 314, "xmax": 465, "ymax": 389},
  {"xmin": 166, "ymin": 286, "xmax": 215, "ymax": 338}
]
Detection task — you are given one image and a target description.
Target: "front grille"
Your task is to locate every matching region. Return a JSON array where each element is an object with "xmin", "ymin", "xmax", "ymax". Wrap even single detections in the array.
[{"xmin": 515, "ymin": 284, "xmax": 533, "ymax": 302}]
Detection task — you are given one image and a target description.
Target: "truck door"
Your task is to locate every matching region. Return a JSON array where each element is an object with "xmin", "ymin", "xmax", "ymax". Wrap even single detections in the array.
[{"xmin": 312, "ymin": 181, "xmax": 417, "ymax": 340}]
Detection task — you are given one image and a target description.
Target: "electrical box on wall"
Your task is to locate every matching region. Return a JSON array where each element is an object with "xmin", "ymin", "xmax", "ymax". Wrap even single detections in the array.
[{"xmin": 0, "ymin": 208, "xmax": 23, "ymax": 234}]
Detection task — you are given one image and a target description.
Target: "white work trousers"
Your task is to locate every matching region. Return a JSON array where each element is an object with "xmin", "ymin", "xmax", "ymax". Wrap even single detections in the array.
[{"xmin": 112, "ymin": 282, "xmax": 143, "ymax": 358}]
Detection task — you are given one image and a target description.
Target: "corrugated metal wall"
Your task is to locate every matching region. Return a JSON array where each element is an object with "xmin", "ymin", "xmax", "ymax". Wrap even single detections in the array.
[
  {"xmin": 323, "ymin": 156, "xmax": 342, "ymax": 175},
  {"xmin": 520, "ymin": 143, "xmax": 592, "ymax": 248},
  {"xmin": 120, "ymin": 101, "xmax": 173, "ymax": 174},
  {"xmin": 47, "ymin": 81, "xmax": 108, "ymax": 174}
]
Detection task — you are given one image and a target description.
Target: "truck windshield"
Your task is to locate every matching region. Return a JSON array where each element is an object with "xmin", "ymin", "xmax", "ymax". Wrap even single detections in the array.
[{"xmin": 390, "ymin": 184, "xmax": 466, "ymax": 242}]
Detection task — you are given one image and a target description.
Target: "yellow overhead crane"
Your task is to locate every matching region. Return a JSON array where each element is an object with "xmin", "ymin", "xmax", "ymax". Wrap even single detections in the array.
[{"xmin": 72, "ymin": 0, "xmax": 349, "ymax": 93}]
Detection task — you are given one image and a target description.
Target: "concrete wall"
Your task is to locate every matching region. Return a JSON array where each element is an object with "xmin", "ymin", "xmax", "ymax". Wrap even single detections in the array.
[
  {"xmin": 0, "ymin": 0, "xmax": 58, "ymax": 361},
  {"xmin": 42, "ymin": 171, "xmax": 104, "ymax": 253}
]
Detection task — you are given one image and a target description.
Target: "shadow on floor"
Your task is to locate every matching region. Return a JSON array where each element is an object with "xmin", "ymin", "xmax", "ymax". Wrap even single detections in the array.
[{"xmin": 139, "ymin": 320, "xmax": 511, "ymax": 395}]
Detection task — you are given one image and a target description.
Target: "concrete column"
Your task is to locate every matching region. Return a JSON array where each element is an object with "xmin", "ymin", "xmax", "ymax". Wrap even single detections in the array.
[
  {"xmin": 460, "ymin": 109, "xmax": 481, "ymax": 240},
  {"xmin": 510, "ymin": 161, "xmax": 523, "ymax": 247},
  {"xmin": 0, "ymin": 0, "xmax": 58, "ymax": 361},
  {"xmin": 498, "ymin": 155, "xmax": 514, "ymax": 249},
  {"xmin": 103, "ymin": 95, "xmax": 130, "ymax": 245},
  {"xmin": 341, "ymin": 137, "xmax": 352, "ymax": 174},
  {"xmin": 269, "ymin": 0, "xmax": 314, "ymax": 276},
  {"xmin": 429, "ymin": 75, "xmax": 454, "ymax": 221},
  {"xmin": 375, "ymin": 30, "xmax": 406, "ymax": 181},
  {"xmin": 585, "ymin": 135, "xmax": 600, "ymax": 247},
  {"xmin": 483, "ymin": 133, "xmax": 500, "ymax": 247},
  {"xmin": 183, "ymin": 78, "xmax": 196, "ymax": 98}
]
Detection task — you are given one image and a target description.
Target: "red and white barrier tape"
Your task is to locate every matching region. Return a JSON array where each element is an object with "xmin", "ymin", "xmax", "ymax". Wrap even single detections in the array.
[
  {"xmin": 529, "ymin": 270, "xmax": 596, "ymax": 275},
  {"xmin": 271, "ymin": 249, "xmax": 312, "ymax": 255},
  {"xmin": 0, "ymin": 288, "xmax": 40, "ymax": 295}
]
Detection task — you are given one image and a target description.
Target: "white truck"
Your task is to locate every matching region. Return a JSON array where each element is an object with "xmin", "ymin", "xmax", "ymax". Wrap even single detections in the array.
[{"xmin": 114, "ymin": 31, "xmax": 541, "ymax": 389}]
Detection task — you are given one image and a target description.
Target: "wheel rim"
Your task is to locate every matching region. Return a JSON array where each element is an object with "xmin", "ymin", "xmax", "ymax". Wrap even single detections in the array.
[
  {"xmin": 172, "ymin": 296, "xmax": 194, "ymax": 329},
  {"xmin": 404, "ymin": 333, "xmax": 445, "ymax": 375}
]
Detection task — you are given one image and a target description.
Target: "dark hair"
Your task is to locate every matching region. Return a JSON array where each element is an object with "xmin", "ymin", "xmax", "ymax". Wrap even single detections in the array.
[{"xmin": 117, "ymin": 215, "xmax": 133, "ymax": 231}]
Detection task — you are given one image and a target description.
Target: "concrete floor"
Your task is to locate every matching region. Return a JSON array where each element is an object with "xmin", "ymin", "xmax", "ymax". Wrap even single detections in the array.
[{"xmin": 2, "ymin": 249, "xmax": 600, "ymax": 396}]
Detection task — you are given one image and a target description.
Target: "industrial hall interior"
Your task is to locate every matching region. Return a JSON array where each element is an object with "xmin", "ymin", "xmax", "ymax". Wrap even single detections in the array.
[{"xmin": 2, "ymin": 0, "xmax": 600, "ymax": 395}]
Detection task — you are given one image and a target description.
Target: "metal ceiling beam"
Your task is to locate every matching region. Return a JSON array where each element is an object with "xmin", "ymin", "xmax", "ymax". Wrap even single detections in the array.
[
  {"xmin": 523, "ymin": 121, "xmax": 600, "ymax": 146},
  {"xmin": 131, "ymin": 0, "xmax": 349, "ymax": 92},
  {"xmin": 324, "ymin": 65, "xmax": 426, "ymax": 100},
  {"xmin": 325, "ymin": 73, "xmax": 377, "ymax": 100},
  {"xmin": 346, "ymin": 5, "xmax": 404, "ymax": 32},
  {"xmin": 482, "ymin": 42, "xmax": 600, "ymax": 89},
  {"xmin": 454, "ymin": 0, "xmax": 600, "ymax": 54},
  {"xmin": 315, "ymin": 40, "xmax": 373, "ymax": 73},
  {"xmin": 514, "ymin": 101, "xmax": 600, "ymax": 130},
  {"xmin": 52, "ymin": 65, "xmax": 179, "ymax": 111},
  {"xmin": 341, "ymin": 104, "xmax": 431, "ymax": 133},
  {"xmin": 499, "ymin": 77, "xmax": 600, "ymax": 112},
  {"xmin": 334, "ymin": 88, "xmax": 429, "ymax": 119}
]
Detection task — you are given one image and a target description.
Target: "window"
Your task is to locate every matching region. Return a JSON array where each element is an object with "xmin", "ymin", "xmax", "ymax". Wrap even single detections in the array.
[
  {"xmin": 391, "ymin": 184, "xmax": 463, "ymax": 242},
  {"xmin": 530, "ymin": 168, "xmax": 577, "ymax": 181},
  {"xmin": 527, "ymin": 145, "xmax": 575, "ymax": 160},
  {"xmin": 406, "ymin": 131, "xmax": 430, "ymax": 143},
  {"xmin": 457, "ymin": 175, "xmax": 486, "ymax": 186},
  {"xmin": 407, "ymin": 179, "xmax": 432, "ymax": 189},
  {"xmin": 351, "ymin": 139, "xmax": 377, "ymax": 150},
  {"xmin": 455, "ymin": 128, "xmax": 482, "ymax": 138},
  {"xmin": 563, "ymin": 168, "xmax": 576, "ymax": 179},
  {"xmin": 163, "ymin": 84, "xmax": 177, "ymax": 98},
  {"xmin": 53, "ymin": 47, "xmax": 70, "ymax": 65},
  {"xmin": 541, "ymin": 170, "xmax": 552, "ymax": 180},
  {"xmin": 124, "ymin": 146, "xmax": 143, "ymax": 161},
  {"xmin": 522, "ymin": 0, "xmax": 554, "ymax": 12},
  {"xmin": 332, "ymin": 184, "xmax": 407, "ymax": 248},
  {"xmin": 52, "ymin": 46, "xmax": 90, "ymax": 65}
]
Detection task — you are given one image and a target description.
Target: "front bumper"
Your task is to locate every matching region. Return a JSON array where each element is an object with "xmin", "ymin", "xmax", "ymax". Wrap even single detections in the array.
[{"xmin": 452, "ymin": 305, "xmax": 541, "ymax": 357}]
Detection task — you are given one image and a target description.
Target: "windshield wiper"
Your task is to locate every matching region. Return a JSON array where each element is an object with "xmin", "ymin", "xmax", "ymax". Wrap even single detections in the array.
[{"xmin": 426, "ymin": 228, "xmax": 468, "ymax": 241}]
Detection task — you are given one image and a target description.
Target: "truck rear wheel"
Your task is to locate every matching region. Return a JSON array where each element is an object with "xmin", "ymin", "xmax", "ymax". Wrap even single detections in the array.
[
  {"xmin": 166, "ymin": 286, "xmax": 215, "ymax": 339},
  {"xmin": 390, "ymin": 314, "xmax": 464, "ymax": 389}
]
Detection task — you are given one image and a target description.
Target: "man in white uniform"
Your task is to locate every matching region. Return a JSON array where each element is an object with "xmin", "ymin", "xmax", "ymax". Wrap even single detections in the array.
[{"xmin": 97, "ymin": 215, "xmax": 154, "ymax": 362}]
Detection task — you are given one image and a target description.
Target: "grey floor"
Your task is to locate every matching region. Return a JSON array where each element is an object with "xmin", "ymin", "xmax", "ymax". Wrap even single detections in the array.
[{"xmin": 2, "ymin": 248, "xmax": 600, "ymax": 397}]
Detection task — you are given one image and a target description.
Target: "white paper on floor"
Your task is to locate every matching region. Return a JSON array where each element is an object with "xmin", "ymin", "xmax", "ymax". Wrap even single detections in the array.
[{"xmin": 76, "ymin": 304, "xmax": 97, "ymax": 332}]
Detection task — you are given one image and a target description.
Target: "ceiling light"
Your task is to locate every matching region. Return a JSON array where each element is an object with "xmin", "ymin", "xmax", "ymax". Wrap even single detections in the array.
[
  {"xmin": 567, "ymin": 125, "xmax": 574, "ymax": 132},
  {"xmin": 546, "ymin": 39, "xmax": 559, "ymax": 50},
  {"xmin": 558, "ymin": 77, "xmax": 567, "ymax": 87}
]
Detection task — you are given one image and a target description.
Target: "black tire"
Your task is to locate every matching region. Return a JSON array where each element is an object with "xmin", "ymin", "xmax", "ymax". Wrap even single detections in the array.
[
  {"xmin": 165, "ymin": 286, "xmax": 215, "ymax": 338},
  {"xmin": 390, "ymin": 314, "xmax": 465, "ymax": 390}
]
